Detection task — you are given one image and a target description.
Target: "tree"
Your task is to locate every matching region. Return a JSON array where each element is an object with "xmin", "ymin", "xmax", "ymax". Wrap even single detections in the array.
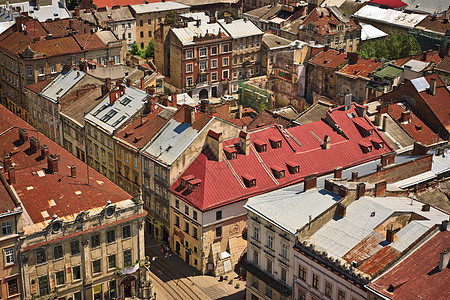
[
  {"xmin": 130, "ymin": 43, "xmax": 141, "ymax": 56},
  {"xmin": 164, "ymin": 11, "xmax": 176, "ymax": 25},
  {"xmin": 144, "ymin": 40, "xmax": 155, "ymax": 59},
  {"xmin": 358, "ymin": 34, "xmax": 421, "ymax": 60}
]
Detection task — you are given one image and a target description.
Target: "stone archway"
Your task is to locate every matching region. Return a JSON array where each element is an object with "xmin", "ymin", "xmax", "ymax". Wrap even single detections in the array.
[
  {"xmin": 120, "ymin": 275, "xmax": 137, "ymax": 298},
  {"xmin": 199, "ymin": 89, "xmax": 209, "ymax": 100}
]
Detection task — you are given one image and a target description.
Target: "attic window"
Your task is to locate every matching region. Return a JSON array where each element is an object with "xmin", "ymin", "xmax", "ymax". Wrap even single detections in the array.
[
  {"xmin": 254, "ymin": 140, "xmax": 267, "ymax": 152},
  {"xmin": 111, "ymin": 115, "xmax": 126, "ymax": 127},
  {"xmin": 359, "ymin": 142, "xmax": 372, "ymax": 154},
  {"xmin": 121, "ymin": 97, "xmax": 132, "ymax": 106},
  {"xmin": 224, "ymin": 147, "xmax": 238, "ymax": 160},
  {"xmin": 269, "ymin": 138, "xmax": 282, "ymax": 149},
  {"xmin": 371, "ymin": 138, "xmax": 384, "ymax": 149},
  {"xmin": 353, "ymin": 119, "xmax": 373, "ymax": 137},
  {"xmin": 243, "ymin": 174, "xmax": 256, "ymax": 188},
  {"xmin": 272, "ymin": 166, "xmax": 285, "ymax": 179},
  {"xmin": 93, "ymin": 105, "xmax": 107, "ymax": 116},
  {"xmin": 187, "ymin": 178, "xmax": 202, "ymax": 191},
  {"xmin": 181, "ymin": 175, "xmax": 195, "ymax": 188},
  {"xmin": 286, "ymin": 161, "xmax": 299, "ymax": 174}
]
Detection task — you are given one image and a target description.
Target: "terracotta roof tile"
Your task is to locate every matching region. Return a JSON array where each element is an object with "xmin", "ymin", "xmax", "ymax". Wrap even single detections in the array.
[
  {"xmin": 337, "ymin": 58, "xmax": 381, "ymax": 80},
  {"xmin": 309, "ymin": 49, "xmax": 348, "ymax": 69},
  {"xmin": 301, "ymin": 7, "xmax": 361, "ymax": 37},
  {"xmin": 419, "ymin": 74, "xmax": 450, "ymax": 131},
  {"xmin": 25, "ymin": 79, "xmax": 53, "ymax": 94}
]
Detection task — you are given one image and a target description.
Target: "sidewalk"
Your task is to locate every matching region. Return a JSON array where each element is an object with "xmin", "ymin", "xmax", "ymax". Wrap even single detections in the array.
[{"xmin": 145, "ymin": 237, "xmax": 246, "ymax": 299}]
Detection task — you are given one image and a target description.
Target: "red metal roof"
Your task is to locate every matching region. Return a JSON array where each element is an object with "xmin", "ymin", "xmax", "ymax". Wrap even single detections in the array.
[
  {"xmin": 387, "ymin": 103, "xmax": 442, "ymax": 145},
  {"xmin": 369, "ymin": 0, "xmax": 407, "ymax": 8},
  {"xmin": 0, "ymin": 105, "xmax": 131, "ymax": 225},
  {"xmin": 419, "ymin": 74, "xmax": 450, "ymax": 132},
  {"xmin": 368, "ymin": 230, "xmax": 450, "ymax": 299},
  {"xmin": 170, "ymin": 103, "xmax": 393, "ymax": 211}
]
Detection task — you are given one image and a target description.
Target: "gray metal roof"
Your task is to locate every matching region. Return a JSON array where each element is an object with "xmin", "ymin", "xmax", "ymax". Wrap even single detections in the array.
[
  {"xmin": 40, "ymin": 70, "xmax": 86, "ymax": 103},
  {"xmin": 403, "ymin": 0, "xmax": 450, "ymax": 15},
  {"xmin": 360, "ymin": 22, "xmax": 388, "ymax": 41},
  {"xmin": 130, "ymin": 1, "xmax": 189, "ymax": 14},
  {"xmin": 0, "ymin": 0, "xmax": 70, "ymax": 22},
  {"xmin": 84, "ymin": 86, "xmax": 148, "ymax": 134},
  {"xmin": 308, "ymin": 196, "xmax": 448, "ymax": 259},
  {"xmin": 245, "ymin": 187, "xmax": 340, "ymax": 235},
  {"xmin": 142, "ymin": 117, "xmax": 213, "ymax": 166},
  {"xmin": 262, "ymin": 33, "xmax": 292, "ymax": 50},
  {"xmin": 172, "ymin": 20, "xmax": 227, "ymax": 46},
  {"xmin": 218, "ymin": 19, "xmax": 263, "ymax": 39},
  {"xmin": 353, "ymin": 5, "xmax": 427, "ymax": 29},
  {"xmin": 403, "ymin": 59, "xmax": 430, "ymax": 73},
  {"xmin": 94, "ymin": 6, "xmax": 134, "ymax": 23}
]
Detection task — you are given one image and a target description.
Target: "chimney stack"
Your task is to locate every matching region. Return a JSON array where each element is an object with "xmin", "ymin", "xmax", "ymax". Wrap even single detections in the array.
[
  {"xmin": 400, "ymin": 111, "xmax": 411, "ymax": 123},
  {"xmin": 206, "ymin": 130, "xmax": 223, "ymax": 162},
  {"xmin": 101, "ymin": 84, "xmax": 109, "ymax": 97},
  {"xmin": 18, "ymin": 128, "xmax": 28, "ymax": 144},
  {"xmin": 334, "ymin": 166, "xmax": 343, "ymax": 178},
  {"xmin": 3, "ymin": 154, "xmax": 12, "ymax": 170},
  {"xmin": 421, "ymin": 204, "xmax": 431, "ymax": 212},
  {"xmin": 30, "ymin": 136, "xmax": 40, "ymax": 153},
  {"xmin": 47, "ymin": 154, "xmax": 59, "ymax": 173},
  {"xmin": 304, "ymin": 174, "xmax": 317, "ymax": 192},
  {"xmin": 386, "ymin": 228, "xmax": 395, "ymax": 243},
  {"xmin": 41, "ymin": 144, "xmax": 49, "ymax": 158},
  {"xmin": 70, "ymin": 165, "xmax": 77, "ymax": 178},
  {"xmin": 109, "ymin": 90, "xmax": 120, "ymax": 105},
  {"xmin": 184, "ymin": 106, "xmax": 195, "ymax": 125},
  {"xmin": 430, "ymin": 78, "xmax": 436, "ymax": 96},
  {"xmin": 238, "ymin": 131, "xmax": 250, "ymax": 155},
  {"xmin": 375, "ymin": 180, "xmax": 387, "ymax": 197},
  {"xmin": 347, "ymin": 52, "xmax": 359, "ymax": 65},
  {"xmin": 382, "ymin": 115, "xmax": 388, "ymax": 131},
  {"xmin": 140, "ymin": 78, "xmax": 145, "ymax": 90},
  {"xmin": 200, "ymin": 99, "xmax": 210, "ymax": 114},
  {"xmin": 351, "ymin": 171, "xmax": 358, "ymax": 181},
  {"xmin": 377, "ymin": 164, "xmax": 383, "ymax": 172},
  {"xmin": 335, "ymin": 203, "xmax": 346, "ymax": 218},
  {"xmin": 439, "ymin": 248, "xmax": 450, "ymax": 271},
  {"xmin": 381, "ymin": 152, "xmax": 395, "ymax": 166},
  {"xmin": 238, "ymin": 105, "xmax": 243, "ymax": 119},
  {"xmin": 8, "ymin": 166, "xmax": 15, "ymax": 184},
  {"xmin": 322, "ymin": 135, "xmax": 331, "ymax": 149},
  {"xmin": 357, "ymin": 182, "xmax": 365, "ymax": 199},
  {"xmin": 119, "ymin": 84, "xmax": 126, "ymax": 96}
]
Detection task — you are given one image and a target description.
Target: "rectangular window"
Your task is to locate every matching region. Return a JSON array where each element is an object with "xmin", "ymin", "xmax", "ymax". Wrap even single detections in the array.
[
  {"xmin": 222, "ymin": 57, "xmax": 229, "ymax": 67},
  {"xmin": 281, "ymin": 267, "xmax": 287, "ymax": 282},
  {"xmin": 92, "ymin": 259, "xmax": 101, "ymax": 274},
  {"xmin": 312, "ymin": 273, "xmax": 319, "ymax": 289},
  {"xmin": 148, "ymin": 31, "xmax": 152, "ymax": 37},
  {"xmin": 107, "ymin": 230, "xmax": 116, "ymax": 244},
  {"xmin": 100, "ymin": 110, "xmax": 117, "ymax": 123},
  {"xmin": 298, "ymin": 265, "xmax": 307, "ymax": 281},
  {"xmin": 267, "ymin": 234, "xmax": 274, "ymax": 250},
  {"xmin": 74, "ymin": 292, "xmax": 82, "ymax": 300},
  {"xmin": 267, "ymin": 257, "xmax": 273, "ymax": 273},
  {"xmin": 184, "ymin": 221, "xmax": 189, "ymax": 234},
  {"xmin": 193, "ymin": 226, "xmax": 198, "ymax": 239},
  {"xmin": 211, "ymin": 72, "xmax": 217, "ymax": 81},
  {"xmin": 298, "ymin": 289, "xmax": 306, "ymax": 300},
  {"xmin": 186, "ymin": 76, "xmax": 193, "ymax": 87},
  {"xmin": 186, "ymin": 63, "xmax": 193, "ymax": 73},
  {"xmin": 55, "ymin": 270, "xmax": 65, "ymax": 285},
  {"xmin": 38, "ymin": 275, "xmax": 49, "ymax": 296},
  {"xmin": 215, "ymin": 226, "xmax": 222, "ymax": 238},
  {"xmin": 185, "ymin": 205, "xmax": 189, "ymax": 215},
  {"xmin": 140, "ymin": 31, "xmax": 144, "ymax": 38},
  {"xmin": 193, "ymin": 211, "xmax": 197, "ymax": 220},
  {"xmin": 199, "ymin": 48, "xmax": 207, "ymax": 57},
  {"xmin": 73, "ymin": 266, "xmax": 81, "ymax": 280},
  {"xmin": 253, "ymin": 249, "xmax": 259, "ymax": 265},
  {"xmin": 2, "ymin": 221, "xmax": 12, "ymax": 236},
  {"xmin": 216, "ymin": 210, "xmax": 222, "ymax": 220},
  {"xmin": 148, "ymin": 19, "xmax": 151, "ymax": 25},
  {"xmin": 53, "ymin": 245, "xmax": 63, "ymax": 260},
  {"xmin": 338, "ymin": 290, "xmax": 346, "ymax": 300},
  {"xmin": 123, "ymin": 249, "xmax": 132, "ymax": 266},
  {"xmin": 281, "ymin": 242, "xmax": 288, "ymax": 258},
  {"xmin": 186, "ymin": 50, "xmax": 192, "ymax": 59},
  {"xmin": 253, "ymin": 225, "xmax": 260, "ymax": 241},
  {"xmin": 223, "ymin": 44, "xmax": 229, "ymax": 53},
  {"xmin": 7, "ymin": 278, "xmax": 18, "ymax": 296},
  {"xmin": 199, "ymin": 60, "xmax": 207, "ymax": 70},
  {"xmin": 108, "ymin": 255, "xmax": 116, "ymax": 269},
  {"xmin": 222, "ymin": 70, "xmax": 229, "ymax": 79},
  {"xmin": 38, "ymin": 67, "xmax": 44, "ymax": 75},
  {"xmin": 211, "ymin": 59, "xmax": 217, "ymax": 69},
  {"xmin": 265, "ymin": 286, "xmax": 272, "ymax": 298},
  {"xmin": 91, "ymin": 234, "xmax": 100, "ymax": 248},
  {"xmin": 36, "ymin": 249, "xmax": 46, "ymax": 264},
  {"xmin": 175, "ymin": 199, "xmax": 180, "ymax": 209},
  {"xmin": 122, "ymin": 224, "xmax": 131, "ymax": 239},
  {"xmin": 51, "ymin": 65, "xmax": 56, "ymax": 73},
  {"xmin": 27, "ymin": 67, "xmax": 32, "ymax": 77},
  {"xmin": 5, "ymin": 247, "xmax": 15, "ymax": 264},
  {"xmin": 325, "ymin": 281, "xmax": 332, "ymax": 298},
  {"xmin": 175, "ymin": 215, "xmax": 180, "ymax": 227},
  {"xmin": 211, "ymin": 46, "xmax": 217, "ymax": 55}
]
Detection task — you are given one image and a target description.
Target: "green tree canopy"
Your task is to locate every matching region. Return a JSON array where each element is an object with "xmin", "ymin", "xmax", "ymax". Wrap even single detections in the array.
[
  {"xmin": 129, "ymin": 41, "xmax": 154, "ymax": 59},
  {"xmin": 358, "ymin": 34, "xmax": 421, "ymax": 60},
  {"xmin": 164, "ymin": 10, "xmax": 176, "ymax": 25}
]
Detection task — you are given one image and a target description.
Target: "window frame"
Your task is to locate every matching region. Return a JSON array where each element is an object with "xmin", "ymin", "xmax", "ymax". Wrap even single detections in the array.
[{"xmin": 122, "ymin": 224, "xmax": 131, "ymax": 239}]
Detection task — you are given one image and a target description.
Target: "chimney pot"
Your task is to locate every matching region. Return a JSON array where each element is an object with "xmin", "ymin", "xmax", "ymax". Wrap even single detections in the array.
[
  {"xmin": 238, "ymin": 131, "xmax": 250, "ymax": 155},
  {"xmin": 377, "ymin": 164, "xmax": 383, "ymax": 172},
  {"xmin": 238, "ymin": 105, "xmax": 243, "ymax": 119},
  {"xmin": 70, "ymin": 165, "xmax": 77, "ymax": 178},
  {"xmin": 47, "ymin": 154, "xmax": 59, "ymax": 173},
  {"xmin": 439, "ymin": 248, "xmax": 450, "ymax": 271},
  {"xmin": 400, "ymin": 111, "xmax": 411, "ymax": 123},
  {"xmin": 304, "ymin": 174, "xmax": 318, "ymax": 192},
  {"xmin": 351, "ymin": 171, "xmax": 358, "ymax": 181},
  {"xmin": 206, "ymin": 130, "xmax": 223, "ymax": 162},
  {"xmin": 323, "ymin": 135, "xmax": 331, "ymax": 149},
  {"xmin": 41, "ymin": 144, "xmax": 49, "ymax": 158},
  {"xmin": 386, "ymin": 228, "xmax": 395, "ymax": 243},
  {"xmin": 357, "ymin": 182, "xmax": 365, "ymax": 199},
  {"xmin": 335, "ymin": 203, "xmax": 346, "ymax": 218},
  {"xmin": 430, "ymin": 78, "xmax": 436, "ymax": 96},
  {"xmin": 3, "ymin": 154, "xmax": 12, "ymax": 170},
  {"xmin": 18, "ymin": 128, "xmax": 28, "ymax": 143},
  {"xmin": 441, "ymin": 220, "xmax": 449, "ymax": 231},
  {"xmin": 421, "ymin": 204, "xmax": 431, "ymax": 212},
  {"xmin": 334, "ymin": 166, "xmax": 343, "ymax": 178},
  {"xmin": 8, "ymin": 166, "xmax": 15, "ymax": 184},
  {"xmin": 375, "ymin": 180, "xmax": 387, "ymax": 197}
]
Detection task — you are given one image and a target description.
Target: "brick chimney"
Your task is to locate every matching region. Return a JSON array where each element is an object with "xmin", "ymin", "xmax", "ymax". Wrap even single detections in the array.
[
  {"xmin": 3, "ymin": 154, "xmax": 11, "ymax": 170},
  {"xmin": 18, "ymin": 128, "xmax": 28, "ymax": 144},
  {"xmin": 238, "ymin": 131, "xmax": 250, "ymax": 155},
  {"xmin": 206, "ymin": 130, "xmax": 223, "ymax": 162},
  {"xmin": 41, "ymin": 144, "xmax": 49, "ymax": 158},
  {"xmin": 200, "ymin": 99, "xmax": 210, "ymax": 114},
  {"xmin": 335, "ymin": 203, "xmax": 346, "ymax": 218},
  {"xmin": 30, "ymin": 136, "xmax": 40, "ymax": 153},
  {"xmin": 47, "ymin": 154, "xmax": 59, "ymax": 173},
  {"xmin": 386, "ymin": 228, "xmax": 395, "ymax": 243},
  {"xmin": 430, "ymin": 78, "xmax": 436, "ymax": 96},
  {"xmin": 119, "ymin": 84, "xmax": 126, "ymax": 96},
  {"xmin": 421, "ymin": 204, "xmax": 431, "ymax": 212},
  {"xmin": 126, "ymin": 78, "xmax": 131, "ymax": 87},
  {"xmin": 70, "ymin": 165, "xmax": 77, "ymax": 178},
  {"xmin": 381, "ymin": 152, "xmax": 395, "ymax": 166},
  {"xmin": 140, "ymin": 78, "xmax": 145, "ymax": 90},
  {"xmin": 334, "ymin": 166, "xmax": 343, "ymax": 178},
  {"xmin": 351, "ymin": 171, "xmax": 358, "ymax": 181},
  {"xmin": 184, "ymin": 106, "xmax": 195, "ymax": 125},
  {"xmin": 347, "ymin": 52, "xmax": 359, "ymax": 65},
  {"xmin": 400, "ymin": 110, "xmax": 411, "ymax": 123},
  {"xmin": 322, "ymin": 135, "xmax": 331, "ymax": 149},
  {"xmin": 101, "ymin": 84, "xmax": 109, "ymax": 97},
  {"xmin": 109, "ymin": 90, "xmax": 121, "ymax": 105},
  {"xmin": 377, "ymin": 104, "xmax": 389, "ymax": 114},
  {"xmin": 357, "ymin": 182, "xmax": 365, "ymax": 199},
  {"xmin": 8, "ymin": 166, "xmax": 15, "ymax": 184},
  {"xmin": 412, "ymin": 141, "xmax": 428, "ymax": 155},
  {"xmin": 304, "ymin": 174, "xmax": 317, "ymax": 192},
  {"xmin": 439, "ymin": 248, "xmax": 450, "ymax": 271},
  {"xmin": 375, "ymin": 180, "xmax": 387, "ymax": 197},
  {"xmin": 377, "ymin": 164, "xmax": 383, "ymax": 172},
  {"xmin": 382, "ymin": 115, "xmax": 388, "ymax": 132},
  {"xmin": 146, "ymin": 86, "xmax": 156, "ymax": 96}
]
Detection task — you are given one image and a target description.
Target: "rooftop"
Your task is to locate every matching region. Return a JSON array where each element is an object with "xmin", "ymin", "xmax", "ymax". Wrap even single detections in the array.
[
  {"xmin": 368, "ymin": 0, "xmax": 407, "ymax": 8},
  {"xmin": 170, "ymin": 103, "xmax": 393, "ymax": 211},
  {"xmin": 337, "ymin": 57, "xmax": 381, "ymax": 80},
  {"xmin": 40, "ymin": 70, "xmax": 86, "ymax": 103},
  {"xmin": 367, "ymin": 229, "xmax": 450, "ymax": 299},
  {"xmin": 353, "ymin": 5, "xmax": 427, "ymax": 28},
  {"xmin": 309, "ymin": 48, "xmax": 348, "ymax": 69},
  {"xmin": 0, "ymin": 105, "xmax": 131, "ymax": 232},
  {"xmin": 262, "ymin": 33, "xmax": 292, "ymax": 50},
  {"xmin": 245, "ymin": 186, "xmax": 341, "ymax": 235},
  {"xmin": 360, "ymin": 22, "xmax": 388, "ymax": 41},
  {"xmin": 84, "ymin": 86, "xmax": 148, "ymax": 134},
  {"xmin": 130, "ymin": 1, "xmax": 189, "ymax": 14},
  {"xmin": 307, "ymin": 196, "xmax": 448, "ymax": 276},
  {"xmin": 247, "ymin": 108, "xmax": 295, "ymax": 130},
  {"xmin": 415, "ymin": 14, "xmax": 450, "ymax": 34},
  {"xmin": 293, "ymin": 99, "xmax": 335, "ymax": 125},
  {"xmin": 435, "ymin": 55, "xmax": 450, "ymax": 74},
  {"xmin": 403, "ymin": 59, "xmax": 430, "ymax": 72},
  {"xmin": 0, "ymin": 0, "xmax": 70, "ymax": 22},
  {"xmin": 93, "ymin": 0, "xmax": 174, "ymax": 8},
  {"xmin": 403, "ymin": 0, "xmax": 450, "ymax": 15},
  {"xmin": 60, "ymin": 86, "xmax": 104, "ymax": 127},
  {"xmin": 218, "ymin": 18, "xmax": 264, "ymax": 39},
  {"xmin": 172, "ymin": 19, "xmax": 230, "ymax": 46},
  {"xmin": 371, "ymin": 63, "xmax": 403, "ymax": 79},
  {"xmin": 94, "ymin": 6, "xmax": 135, "ymax": 23}
]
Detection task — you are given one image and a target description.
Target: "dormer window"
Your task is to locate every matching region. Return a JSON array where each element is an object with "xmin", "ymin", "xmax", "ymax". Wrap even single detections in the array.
[
  {"xmin": 269, "ymin": 138, "xmax": 282, "ymax": 149},
  {"xmin": 272, "ymin": 166, "xmax": 285, "ymax": 179},
  {"xmin": 354, "ymin": 118, "xmax": 373, "ymax": 137},
  {"xmin": 187, "ymin": 178, "xmax": 201, "ymax": 191},
  {"xmin": 371, "ymin": 138, "xmax": 384, "ymax": 149},
  {"xmin": 243, "ymin": 174, "xmax": 256, "ymax": 188},
  {"xmin": 286, "ymin": 161, "xmax": 300, "ymax": 174},
  {"xmin": 359, "ymin": 142, "xmax": 372, "ymax": 154},
  {"xmin": 181, "ymin": 175, "xmax": 195, "ymax": 188},
  {"xmin": 224, "ymin": 147, "xmax": 238, "ymax": 160},
  {"xmin": 254, "ymin": 140, "xmax": 267, "ymax": 152}
]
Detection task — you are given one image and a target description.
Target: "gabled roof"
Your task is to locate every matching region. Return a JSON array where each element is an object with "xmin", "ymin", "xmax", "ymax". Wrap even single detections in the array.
[
  {"xmin": 170, "ymin": 103, "xmax": 393, "ymax": 211},
  {"xmin": 367, "ymin": 229, "xmax": 450, "ymax": 299},
  {"xmin": 130, "ymin": 1, "xmax": 189, "ymax": 14},
  {"xmin": 218, "ymin": 19, "xmax": 264, "ymax": 39},
  {"xmin": 244, "ymin": 4, "xmax": 283, "ymax": 21},
  {"xmin": 309, "ymin": 48, "xmax": 348, "ymax": 69},
  {"xmin": 300, "ymin": 6, "xmax": 361, "ymax": 36},
  {"xmin": 0, "ymin": 105, "xmax": 131, "ymax": 230},
  {"xmin": 25, "ymin": 79, "xmax": 53, "ymax": 94},
  {"xmin": 263, "ymin": 33, "xmax": 292, "ymax": 50},
  {"xmin": 369, "ymin": 0, "xmax": 407, "ymax": 8},
  {"xmin": 435, "ymin": 55, "xmax": 450, "ymax": 74},
  {"xmin": 171, "ymin": 20, "xmax": 230, "ymax": 46},
  {"xmin": 353, "ymin": 5, "xmax": 427, "ymax": 29},
  {"xmin": 247, "ymin": 108, "xmax": 294, "ymax": 130},
  {"xmin": 40, "ymin": 70, "xmax": 86, "ymax": 102},
  {"xmin": 94, "ymin": 6, "xmax": 135, "ymax": 23},
  {"xmin": 337, "ymin": 57, "xmax": 381, "ymax": 80},
  {"xmin": 60, "ymin": 85, "xmax": 104, "ymax": 127},
  {"xmin": 294, "ymin": 99, "xmax": 335, "ymax": 125}
]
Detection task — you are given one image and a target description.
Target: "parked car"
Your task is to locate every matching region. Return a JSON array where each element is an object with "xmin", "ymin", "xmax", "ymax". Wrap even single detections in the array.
[{"xmin": 221, "ymin": 95, "xmax": 235, "ymax": 101}]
